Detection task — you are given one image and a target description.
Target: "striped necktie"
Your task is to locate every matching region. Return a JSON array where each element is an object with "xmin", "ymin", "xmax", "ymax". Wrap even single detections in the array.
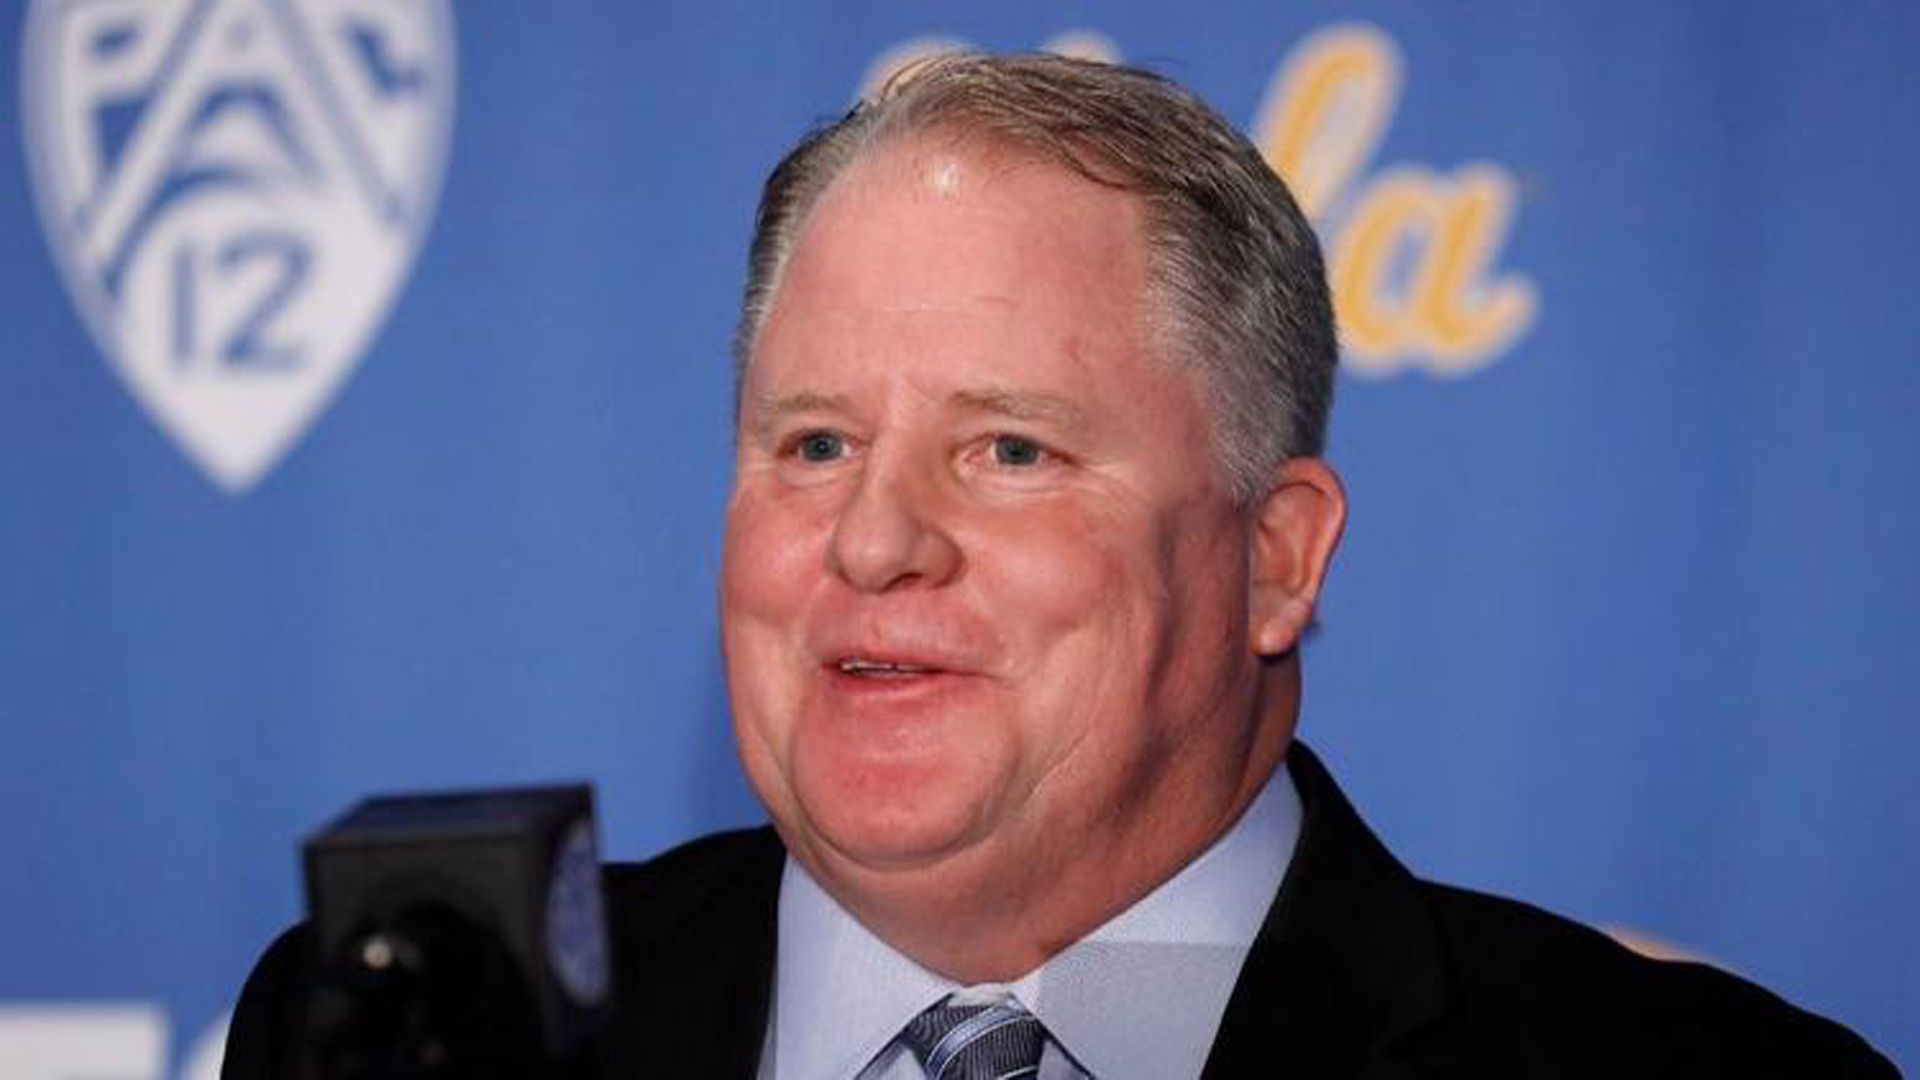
[{"xmin": 900, "ymin": 996, "xmax": 1049, "ymax": 1080}]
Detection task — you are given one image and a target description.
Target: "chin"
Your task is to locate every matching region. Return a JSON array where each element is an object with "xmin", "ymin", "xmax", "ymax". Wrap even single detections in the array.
[
  {"xmin": 787, "ymin": 751, "xmax": 1008, "ymax": 876},
  {"xmin": 769, "ymin": 699, "xmax": 1008, "ymax": 858}
]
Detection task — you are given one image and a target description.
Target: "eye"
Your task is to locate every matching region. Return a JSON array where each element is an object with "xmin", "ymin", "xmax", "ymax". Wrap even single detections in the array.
[
  {"xmin": 990, "ymin": 434, "xmax": 1046, "ymax": 467},
  {"xmin": 792, "ymin": 430, "xmax": 845, "ymax": 463}
]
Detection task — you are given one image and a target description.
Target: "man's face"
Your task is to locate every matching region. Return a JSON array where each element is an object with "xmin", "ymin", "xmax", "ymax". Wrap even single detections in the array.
[{"xmin": 722, "ymin": 140, "xmax": 1271, "ymax": 930}]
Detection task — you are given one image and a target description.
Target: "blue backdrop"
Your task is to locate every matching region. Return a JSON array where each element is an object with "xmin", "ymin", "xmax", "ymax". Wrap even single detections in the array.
[{"xmin": 2, "ymin": 3, "xmax": 1914, "ymax": 1075}]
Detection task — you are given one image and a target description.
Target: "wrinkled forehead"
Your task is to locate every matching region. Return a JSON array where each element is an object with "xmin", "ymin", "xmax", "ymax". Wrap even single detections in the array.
[
  {"xmin": 734, "ymin": 130, "xmax": 1238, "ymax": 499},
  {"xmin": 743, "ymin": 135, "xmax": 1200, "ymax": 425}
]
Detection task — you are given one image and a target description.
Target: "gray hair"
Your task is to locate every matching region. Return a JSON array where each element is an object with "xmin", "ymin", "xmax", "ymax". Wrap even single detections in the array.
[{"xmin": 733, "ymin": 52, "xmax": 1336, "ymax": 503}]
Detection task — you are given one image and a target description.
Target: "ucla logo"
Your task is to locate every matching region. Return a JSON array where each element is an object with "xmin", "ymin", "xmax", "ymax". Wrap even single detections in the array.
[
  {"xmin": 863, "ymin": 24, "xmax": 1535, "ymax": 379},
  {"xmin": 1255, "ymin": 25, "xmax": 1534, "ymax": 376},
  {"xmin": 22, "ymin": 0, "xmax": 455, "ymax": 492}
]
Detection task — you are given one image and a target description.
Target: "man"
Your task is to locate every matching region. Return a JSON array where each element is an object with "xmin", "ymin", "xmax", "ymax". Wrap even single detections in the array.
[{"xmin": 227, "ymin": 53, "xmax": 1896, "ymax": 1078}]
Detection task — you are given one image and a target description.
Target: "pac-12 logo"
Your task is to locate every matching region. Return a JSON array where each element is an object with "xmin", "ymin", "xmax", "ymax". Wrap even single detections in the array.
[{"xmin": 21, "ymin": 0, "xmax": 455, "ymax": 492}]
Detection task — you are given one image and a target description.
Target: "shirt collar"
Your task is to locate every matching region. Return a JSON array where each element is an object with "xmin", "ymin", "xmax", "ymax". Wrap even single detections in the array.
[
  {"xmin": 772, "ymin": 764, "xmax": 1302, "ymax": 1079},
  {"xmin": 773, "ymin": 857, "xmax": 963, "ymax": 1079}
]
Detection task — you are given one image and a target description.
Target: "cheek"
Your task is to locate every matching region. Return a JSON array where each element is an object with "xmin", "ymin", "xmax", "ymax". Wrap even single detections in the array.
[
  {"xmin": 1137, "ymin": 509, "xmax": 1253, "ymax": 739},
  {"xmin": 974, "ymin": 499, "xmax": 1128, "ymax": 627},
  {"xmin": 984, "ymin": 496, "xmax": 1242, "ymax": 779},
  {"xmin": 721, "ymin": 488, "xmax": 832, "ymax": 760},
  {"xmin": 722, "ymin": 482, "xmax": 846, "ymax": 666},
  {"xmin": 723, "ymin": 486, "xmax": 829, "ymax": 614},
  {"xmin": 970, "ymin": 505, "xmax": 1160, "ymax": 753}
]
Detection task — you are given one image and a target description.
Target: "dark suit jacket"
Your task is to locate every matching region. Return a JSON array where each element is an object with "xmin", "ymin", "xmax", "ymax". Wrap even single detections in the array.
[{"xmin": 225, "ymin": 745, "xmax": 1898, "ymax": 1078}]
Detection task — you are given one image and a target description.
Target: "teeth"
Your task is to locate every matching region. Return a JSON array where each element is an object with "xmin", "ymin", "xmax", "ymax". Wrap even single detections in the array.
[{"xmin": 838, "ymin": 658, "xmax": 929, "ymax": 675}]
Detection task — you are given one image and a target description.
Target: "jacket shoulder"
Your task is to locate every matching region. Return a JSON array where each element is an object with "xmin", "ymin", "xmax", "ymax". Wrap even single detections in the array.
[
  {"xmin": 600, "ymin": 825, "xmax": 784, "ymax": 941},
  {"xmin": 593, "ymin": 826, "xmax": 784, "ymax": 1076},
  {"xmin": 1414, "ymin": 882, "xmax": 1900, "ymax": 1077}
]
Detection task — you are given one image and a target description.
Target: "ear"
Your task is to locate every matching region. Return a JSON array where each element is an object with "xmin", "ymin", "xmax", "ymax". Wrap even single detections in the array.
[{"xmin": 1248, "ymin": 458, "xmax": 1347, "ymax": 657}]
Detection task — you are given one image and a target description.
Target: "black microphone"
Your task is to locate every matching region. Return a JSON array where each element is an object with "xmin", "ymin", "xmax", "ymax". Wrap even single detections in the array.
[{"xmin": 299, "ymin": 784, "xmax": 610, "ymax": 1079}]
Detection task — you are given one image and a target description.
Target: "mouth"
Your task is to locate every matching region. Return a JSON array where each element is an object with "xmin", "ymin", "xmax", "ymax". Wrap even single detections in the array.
[{"xmin": 829, "ymin": 656, "xmax": 948, "ymax": 681}]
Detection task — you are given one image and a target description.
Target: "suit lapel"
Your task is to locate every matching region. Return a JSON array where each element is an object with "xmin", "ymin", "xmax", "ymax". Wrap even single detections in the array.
[
  {"xmin": 600, "ymin": 827, "xmax": 784, "ymax": 1079},
  {"xmin": 1201, "ymin": 745, "xmax": 1451, "ymax": 1079}
]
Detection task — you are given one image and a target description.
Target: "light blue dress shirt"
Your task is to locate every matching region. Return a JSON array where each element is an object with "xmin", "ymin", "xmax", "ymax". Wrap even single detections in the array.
[{"xmin": 761, "ymin": 765, "xmax": 1302, "ymax": 1079}]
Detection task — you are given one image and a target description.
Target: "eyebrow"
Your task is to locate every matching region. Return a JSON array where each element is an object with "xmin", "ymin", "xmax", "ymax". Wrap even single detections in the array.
[
  {"xmin": 745, "ymin": 386, "xmax": 1092, "ymax": 435},
  {"xmin": 950, "ymin": 387, "xmax": 1090, "ymax": 430},
  {"xmin": 746, "ymin": 390, "xmax": 852, "ymax": 437}
]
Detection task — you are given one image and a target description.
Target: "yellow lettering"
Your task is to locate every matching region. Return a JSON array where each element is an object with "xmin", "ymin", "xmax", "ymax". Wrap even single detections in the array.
[
  {"xmin": 1331, "ymin": 169, "xmax": 1434, "ymax": 365},
  {"xmin": 857, "ymin": 36, "xmax": 968, "ymax": 100},
  {"xmin": 1257, "ymin": 23, "xmax": 1535, "ymax": 376},
  {"xmin": 1255, "ymin": 25, "xmax": 1400, "ymax": 220},
  {"xmin": 1330, "ymin": 165, "xmax": 1536, "ymax": 375},
  {"xmin": 1413, "ymin": 164, "xmax": 1535, "ymax": 372},
  {"xmin": 1039, "ymin": 30, "xmax": 1120, "ymax": 64},
  {"xmin": 861, "ymin": 23, "xmax": 1538, "ymax": 377},
  {"xmin": 858, "ymin": 31, "xmax": 1118, "ymax": 101}
]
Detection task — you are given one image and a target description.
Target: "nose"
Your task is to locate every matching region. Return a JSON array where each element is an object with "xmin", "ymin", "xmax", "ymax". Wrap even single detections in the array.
[{"xmin": 826, "ymin": 456, "xmax": 963, "ymax": 593}]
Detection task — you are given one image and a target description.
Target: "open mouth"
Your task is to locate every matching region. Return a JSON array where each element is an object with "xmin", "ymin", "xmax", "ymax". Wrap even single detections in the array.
[{"xmin": 833, "ymin": 657, "xmax": 943, "ymax": 680}]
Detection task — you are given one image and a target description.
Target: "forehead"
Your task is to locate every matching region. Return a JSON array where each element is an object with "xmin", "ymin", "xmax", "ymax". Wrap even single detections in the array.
[{"xmin": 745, "ymin": 136, "xmax": 1162, "ymax": 395}]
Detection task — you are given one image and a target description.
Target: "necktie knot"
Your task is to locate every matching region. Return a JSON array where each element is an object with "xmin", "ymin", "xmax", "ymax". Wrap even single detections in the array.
[{"xmin": 900, "ymin": 996, "xmax": 1047, "ymax": 1079}]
